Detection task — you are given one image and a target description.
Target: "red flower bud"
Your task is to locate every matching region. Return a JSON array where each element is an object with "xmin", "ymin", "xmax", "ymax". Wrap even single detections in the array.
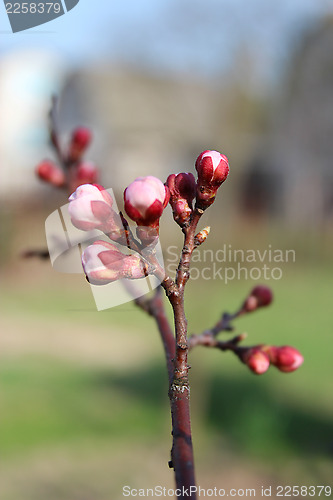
[
  {"xmin": 68, "ymin": 161, "xmax": 99, "ymax": 192},
  {"xmin": 68, "ymin": 127, "xmax": 92, "ymax": 163},
  {"xmin": 242, "ymin": 347, "xmax": 270, "ymax": 375},
  {"xmin": 195, "ymin": 150, "xmax": 229, "ymax": 208},
  {"xmin": 264, "ymin": 346, "xmax": 304, "ymax": 373},
  {"xmin": 166, "ymin": 172, "xmax": 196, "ymax": 224},
  {"xmin": 82, "ymin": 240, "xmax": 146, "ymax": 285},
  {"xmin": 76, "ymin": 161, "xmax": 98, "ymax": 184},
  {"xmin": 36, "ymin": 160, "xmax": 65, "ymax": 188},
  {"xmin": 124, "ymin": 176, "xmax": 169, "ymax": 227},
  {"xmin": 242, "ymin": 285, "xmax": 273, "ymax": 312}
]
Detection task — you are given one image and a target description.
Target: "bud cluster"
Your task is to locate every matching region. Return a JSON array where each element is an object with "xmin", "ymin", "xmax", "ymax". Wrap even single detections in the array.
[
  {"xmin": 43, "ymin": 134, "xmax": 303, "ymax": 381},
  {"xmin": 67, "ymin": 175, "xmax": 170, "ymax": 284},
  {"xmin": 36, "ymin": 125, "xmax": 98, "ymax": 192},
  {"xmin": 164, "ymin": 150, "xmax": 229, "ymax": 228},
  {"xmin": 240, "ymin": 344, "xmax": 304, "ymax": 375}
]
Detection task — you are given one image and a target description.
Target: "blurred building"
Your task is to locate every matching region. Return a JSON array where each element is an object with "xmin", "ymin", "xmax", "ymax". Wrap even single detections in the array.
[
  {"xmin": 60, "ymin": 67, "xmax": 221, "ymax": 191},
  {"xmin": 2, "ymin": 15, "xmax": 333, "ymax": 230},
  {"xmin": 0, "ymin": 50, "xmax": 65, "ymax": 199},
  {"xmin": 249, "ymin": 16, "xmax": 333, "ymax": 228}
]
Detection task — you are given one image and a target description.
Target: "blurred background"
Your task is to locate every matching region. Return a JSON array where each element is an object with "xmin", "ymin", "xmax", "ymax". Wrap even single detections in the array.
[{"xmin": 0, "ymin": 1, "xmax": 332, "ymax": 498}]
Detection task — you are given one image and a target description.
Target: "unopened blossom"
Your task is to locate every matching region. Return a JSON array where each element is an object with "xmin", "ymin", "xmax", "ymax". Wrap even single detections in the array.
[
  {"xmin": 69, "ymin": 161, "xmax": 99, "ymax": 192},
  {"xmin": 241, "ymin": 347, "xmax": 270, "ymax": 375},
  {"xmin": 36, "ymin": 160, "xmax": 65, "ymax": 188},
  {"xmin": 264, "ymin": 345, "xmax": 304, "ymax": 373},
  {"xmin": 166, "ymin": 172, "xmax": 196, "ymax": 225},
  {"xmin": 68, "ymin": 127, "xmax": 92, "ymax": 163},
  {"xmin": 82, "ymin": 240, "xmax": 146, "ymax": 285},
  {"xmin": 68, "ymin": 184, "xmax": 113, "ymax": 231},
  {"xmin": 242, "ymin": 285, "xmax": 273, "ymax": 313},
  {"xmin": 124, "ymin": 176, "xmax": 169, "ymax": 227},
  {"xmin": 195, "ymin": 150, "xmax": 229, "ymax": 208}
]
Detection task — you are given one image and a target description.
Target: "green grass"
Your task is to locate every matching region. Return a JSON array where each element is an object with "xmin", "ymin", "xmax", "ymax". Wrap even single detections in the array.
[
  {"xmin": 1, "ymin": 358, "xmax": 169, "ymax": 458},
  {"xmin": 1, "ymin": 261, "xmax": 332, "ymax": 493}
]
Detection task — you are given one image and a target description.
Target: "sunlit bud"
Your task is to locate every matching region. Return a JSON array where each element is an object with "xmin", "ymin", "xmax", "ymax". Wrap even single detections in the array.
[
  {"xmin": 166, "ymin": 172, "xmax": 196, "ymax": 224},
  {"xmin": 194, "ymin": 226, "xmax": 211, "ymax": 246},
  {"xmin": 264, "ymin": 345, "xmax": 304, "ymax": 373},
  {"xmin": 68, "ymin": 127, "xmax": 92, "ymax": 163},
  {"xmin": 241, "ymin": 347, "xmax": 270, "ymax": 375},
  {"xmin": 195, "ymin": 150, "xmax": 229, "ymax": 208},
  {"xmin": 82, "ymin": 241, "xmax": 146, "ymax": 285},
  {"xmin": 82, "ymin": 240, "xmax": 146, "ymax": 285},
  {"xmin": 68, "ymin": 184, "xmax": 113, "ymax": 231},
  {"xmin": 36, "ymin": 160, "xmax": 65, "ymax": 188},
  {"xmin": 124, "ymin": 176, "xmax": 169, "ymax": 227},
  {"xmin": 242, "ymin": 285, "xmax": 273, "ymax": 313}
]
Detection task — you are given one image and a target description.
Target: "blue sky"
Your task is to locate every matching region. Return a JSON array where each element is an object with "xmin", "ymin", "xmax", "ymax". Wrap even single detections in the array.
[{"xmin": 1, "ymin": 0, "xmax": 333, "ymax": 86}]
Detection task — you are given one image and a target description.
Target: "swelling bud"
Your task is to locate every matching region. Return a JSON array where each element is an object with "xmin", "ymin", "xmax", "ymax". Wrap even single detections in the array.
[
  {"xmin": 69, "ymin": 161, "xmax": 99, "ymax": 191},
  {"xmin": 82, "ymin": 240, "xmax": 146, "ymax": 285},
  {"xmin": 36, "ymin": 160, "xmax": 65, "ymax": 187},
  {"xmin": 195, "ymin": 150, "xmax": 229, "ymax": 208},
  {"xmin": 242, "ymin": 285, "xmax": 273, "ymax": 313},
  {"xmin": 68, "ymin": 184, "xmax": 113, "ymax": 231},
  {"xmin": 124, "ymin": 176, "xmax": 169, "ymax": 227},
  {"xmin": 166, "ymin": 172, "xmax": 196, "ymax": 225},
  {"xmin": 242, "ymin": 347, "xmax": 270, "ymax": 375},
  {"xmin": 264, "ymin": 345, "xmax": 304, "ymax": 373},
  {"xmin": 68, "ymin": 127, "xmax": 92, "ymax": 163}
]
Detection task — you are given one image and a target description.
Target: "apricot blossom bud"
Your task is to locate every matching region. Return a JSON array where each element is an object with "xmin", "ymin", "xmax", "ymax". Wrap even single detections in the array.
[
  {"xmin": 242, "ymin": 285, "xmax": 273, "ymax": 313},
  {"xmin": 241, "ymin": 347, "xmax": 270, "ymax": 375},
  {"xmin": 68, "ymin": 127, "xmax": 92, "ymax": 163},
  {"xmin": 195, "ymin": 150, "xmax": 229, "ymax": 208},
  {"xmin": 82, "ymin": 240, "xmax": 146, "ymax": 285},
  {"xmin": 166, "ymin": 172, "xmax": 196, "ymax": 224},
  {"xmin": 36, "ymin": 160, "xmax": 65, "ymax": 188},
  {"xmin": 264, "ymin": 346, "xmax": 304, "ymax": 373},
  {"xmin": 124, "ymin": 176, "xmax": 169, "ymax": 227},
  {"xmin": 68, "ymin": 184, "xmax": 113, "ymax": 231},
  {"xmin": 76, "ymin": 161, "xmax": 98, "ymax": 185}
]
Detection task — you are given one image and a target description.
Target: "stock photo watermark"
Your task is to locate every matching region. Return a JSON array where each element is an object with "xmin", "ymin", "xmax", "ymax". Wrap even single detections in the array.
[
  {"xmin": 166, "ymin": 244, "xmax": 296, "ymax": 283},
  {"xmin": 3, "ymin": 0, "xmax": 80, "ymax": 33},
  {"xmin": 122, "ymin": 484, "xmax": 332, "ymax": 497},
  {"xmin": 45, "ymin": 187, "xmax": 296, "ymax": 311}
]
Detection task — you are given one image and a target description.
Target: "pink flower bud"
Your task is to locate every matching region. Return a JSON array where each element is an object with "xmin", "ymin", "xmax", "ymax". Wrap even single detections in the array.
[
  {"xmin": 69, "ymin": 161, "xmax": 99, "ymax": 192},
  {"xmin": 68, "ymin": 127, "xmax": 92, "ymax": 163},
  {"xmin": 242, "ymin": 347, "xmax": 270, "ymax": 375},
  {"xmin": 242, "ymin": 285, "xmax": 273, "ymax": 313},
  {"xmin": 36, "ymin": 160, "xmax": 65, "ymax": 188},
  {"xmin": 124, "ymin": 176, "xmax": 169, "ymax": 227},
  {"xmin": 68, "ymin": 184, "xmax": 113, "ymax": 231},
  {"xmin": 264, "ymin": 346, "xmax": 304, "ymax": 373},
  {"xmin": 166, "ymin": 172, "xmax": 196, "ymax": 224},
  {"xmin": 76, "ymin": 161, "xmax": 98, "ymax": 184},
  {"xmin": 195, "ymin": 150, "xmax": 229, "ymax": 208},
  {"xmin": 82, "ymin": 240, "xmax": 146, "ymax": 285}
]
